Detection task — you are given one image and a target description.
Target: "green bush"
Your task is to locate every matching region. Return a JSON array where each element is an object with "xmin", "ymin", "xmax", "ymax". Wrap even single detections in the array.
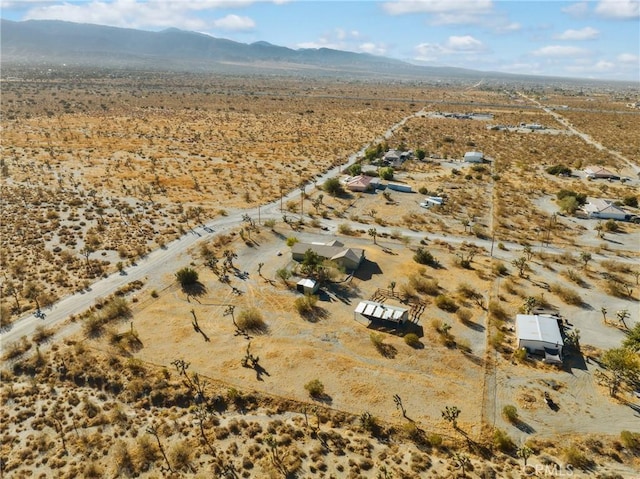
[
  {"xmin": 294, "ymin": 294, "xmax": 318, "ymax": 315},
  {"xmin": 286, "ymin": 236, "xmax": 299, "ymax": 247},
  {"xmin": 413, "ymin": 247, "xmax": 437, "ymax": 266},
  {"xmin": 546, "ymin": 165, "xmax": 571, "ymax": 176},
  {"xmin": 379, "ymin": 167, "xmax": 394, "ymax": 180},
  {"xmin": 563, "ymin": 445, "xmax": 594, "ymax": 470},
  {"xmin": 493, "ymin": 429, "xmax": 515, "ymax": 453},
  {"xmin": 337, "ymin": 223, "xmax": 355, "ymax": 235},
  {"xmin": 304, "ymin": 379, "xmax": 325, "ymax": 398},
  {"xmin": 323, "ymin": 177, "xmax": 343, "ymax": 196},
  {"xmin": 404, "ymin": 333, "xmax": 421, "ymax": 348},
  {"xmin": 175, "ymin": 267, "xmax": 198, "ymax": 287},
  {"xmin": 502, "ymin": 405, "xmax": 519, "ymax": 423},
  {"xmin": 556, "ymin": 189, "xmax": 586, "ymax": 205},
  {"xmin": 620, "ymin": 430, "xmax": 640, "ymax": 450},
  {"xmin": 435, "ymin": 295, "xmax": 458, "ymax": 313},
  {"xmin": 622, "ymin": 195, "xmax": 638, "ymax": 208},
  {"xmin": 237, "ymin": 308, "xmax": 268, "ymax": 333}
]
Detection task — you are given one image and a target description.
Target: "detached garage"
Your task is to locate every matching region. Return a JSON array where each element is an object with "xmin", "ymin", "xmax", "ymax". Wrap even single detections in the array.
[{"xmin": 516, "ymin": 314, "xmax": 564, "ymax": 364}]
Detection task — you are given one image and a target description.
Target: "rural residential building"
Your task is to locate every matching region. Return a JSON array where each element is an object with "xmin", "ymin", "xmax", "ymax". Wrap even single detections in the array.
[
  {"xmin": 291, "ymin": 240, "xmax": 365, "ymax": 271},
  {"xmin": 583, "ymin": 198, "xmax": 628, "ymax": 220},
  {"xmin": 345, "ymin": 175, "xmax": 373, "ymax": 192},
  {"xmin": 516, "ymin": 314, "xmax": 564, "ymax": 363},
  {"xmin": 584, "ymin": 165, "xmax": 619, "ymax": 179},
  {"xmin": 464, "ymin": 151, "xmax": 484, "ymax": 163},
  {"xmin": 354, "ymin": 300, "xmax": 409, "ymax": 325},
  {"xmin": 383, "ymin": 149, "xmax": 411, "ymax": 167}
]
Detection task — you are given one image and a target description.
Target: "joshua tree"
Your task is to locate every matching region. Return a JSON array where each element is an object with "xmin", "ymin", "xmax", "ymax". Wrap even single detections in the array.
[
  {"xmin": 512, "ymin": 256, "xmax": 528, "ymax": 277},
  {"xmin": 393, "ymin": 394, "xmax": 407, "ymax": 418},
  {"xmin": 601, "ymin": 307, "xmax": 608, "ymax": 323},
  {"xmin": 616, "ymin": 309, "xmax": 630, "ymax": 329},
  {"xmin": 441, "ymin": 405, "xmax": 461, "ymax": 430},
  {"xmin": 368, "ymin": 227, "xmax": 378, "ymax": 245},
  {"xmin": 223, "ymin": 305, "xmax": 237, "ymax": 328},
  {"xmin": 257, "ymin": 262, "xmax": 264, "ymax": 278},
  {"xmin": 523, "ymin": 245, "xmax": 533, "ymax": 261},
  {"xmin": 389, "ymin": 281, "xmax": 396, "ymax": 295},
  {"xmin": 147, "ymin": 426, "xmax": 173, "ymax": 473},
  {"xmin": 517, "ymin": 445, "xmax": 533, "ymax": 467},
  {"xmin": 452, "ymin": 452, "xmax": 470, "ymax": 477},
  {"xmin": 579, "ymin": 251, "xmax": 592, "ymax": 270}
]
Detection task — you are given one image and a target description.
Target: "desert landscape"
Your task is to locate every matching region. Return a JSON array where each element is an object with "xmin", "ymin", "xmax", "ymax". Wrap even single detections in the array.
[{"xmin": 2, "ymin": 64, "xmax": 640, "ymax": 479}]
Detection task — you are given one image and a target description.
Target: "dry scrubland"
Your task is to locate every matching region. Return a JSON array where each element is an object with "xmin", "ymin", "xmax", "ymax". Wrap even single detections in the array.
[{"xmin": 2, "ymin": 69, "xmax": 640, "ymax": 477}]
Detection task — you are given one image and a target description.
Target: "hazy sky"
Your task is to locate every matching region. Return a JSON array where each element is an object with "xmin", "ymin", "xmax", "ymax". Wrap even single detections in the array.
[{"xmin": 2, "ymin": 0, "xmax": 639, "ymax": 81}]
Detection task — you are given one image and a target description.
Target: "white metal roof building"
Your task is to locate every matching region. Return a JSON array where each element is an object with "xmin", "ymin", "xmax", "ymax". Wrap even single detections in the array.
[
  {"xmin": 464, "ymin": 151, "xmax": 484, "ymax": 163},
  {"xmin": 516, "ymin": 314, "xmax": 564, "ymax": 363},
  {"xmin": 354, "ymin": 300, "xmax": 409, "ymax": 324}
]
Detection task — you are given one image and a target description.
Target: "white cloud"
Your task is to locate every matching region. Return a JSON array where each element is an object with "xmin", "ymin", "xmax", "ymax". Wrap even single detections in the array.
[
  {"xmin": 445, "ymin": 35, "xmax": 486, "ymax": 52},
  {"xmin": 617, "ymin": 53, "xmax": 639, "ymax": 63},
  {"xmin": 556, "ymin": 26, "xmax": 599, "ymax": 40},
  {"xmin": 212, "ymin": 14, "xmax": 255, "ymax": 31},
  {"xmin": 21, "ymin": 0, "xmax": 273, "ymax": 31},
  {"xmin": 565, "ymin": 60, "xmax": 615, "ymax": 74},
  {"xmin": 413, "ymin": 35, "xmax": 486, "ymax": 61},
  {"xmin": 359, "ymin": 42, "xmax": 387, "ymax": 56},
  {"xmin": 382, "ymin": 0, "xmax": 494, "ymax": 24},
  {"xmin": 532, "ymin": 45, "xmax": 589, "ymax": 57},
  {"xmin": 594, "ymin": 0, "xmax": 640, "ymax": 19},
  {"xmin": 561, "ymin": 1, "xmax": 590, "ymax": 18}
]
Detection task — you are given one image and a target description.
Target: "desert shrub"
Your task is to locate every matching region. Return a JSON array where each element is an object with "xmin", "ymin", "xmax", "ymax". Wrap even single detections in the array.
[
  {"xmin": 622, "ymin": 195, "xmax": 638, "ymax": 208},
  {"xmin": 563, "ymin": 268, "xmax": 583, "ymax": 285},
  {"xmin": 428, "ymin": 433, "xmax": 443, "ymax": 448},
  {"xmin": 604, "ymin": 219, "xmax": 619, "ymax": 232},
  {"xmin": 404, "ymin": 333, "xmax": 421, "ymax": 348},
  {"xmin": 457, "ymin": 338, "xmax": 472, "ymax": 353},
  {"xmin": 338, "ymin": 223, "xmax": 354, "ymax": 235},
  {"xmin": 435, "ymin": 295, "xmax": 458, "ymax": 313},
  {"xmin": 471, "ymin": 223, "xmax": 487, "ymax": 239},
  {"xmin": 264, "ymin": 218, "xmax": 276, "ymax": 228},
  {"xmin": 556, "ymin": 189, "xmax": 586, "ymax": 205},
  {"xmin": 514, "ymin": 347, "xmax": 528, "ymax": 362},
  {"xmin": 169, "ymin": 441, "xmax": 193, "ymax": 472},
  {"xmin": 237, "ymin": 308, "xmax": 267, "ymax": 333},
  {"xmin": 546, "ymin": 165, "xmax": 571, "ymax": 176},
  {"xmin": 150, "ymin": 289, "xmax": 158, "ymax": 298},
  {"xmin": 600, "ymin": 260, "xmax": 631, "ymax": 274},
  {"xmin": 304, "ymin": 379, "xmax": 325, "ymax": 398},
  {"xmin": 488, "ymin": 301, "xmax": 508, "ymax": 321},
  {"xmin": 370, "ymin": 332, "xmax": 385, "ymax": 352},
  {"xmin": 84, "ymin": 462, "xmax": 103, "ymax": 478},
  {"xmin": 493, "ymin": 261, "xmax": 508, "ymax": 276},
  {"xmin": 413, "ymin": 247, "xmax": 437, "ymax": 266},
  {"xmin": 175, "ymin": 267, "xmax": 198, "ymax": 287},
  {"xmin": 83, "ymin": 314, "xmax": 104, "ymax": 338},
  {"xmin": 493, "ymin": 429, "xmax": 515, "ymax": 453},
  {"xmin": 620, "ymin": 430, "xmax": 640, "ymax": 450},
  {"xmin": 457, "ymin": 283, "xmax": 479, "ymax": 299},
  {"xmin": 409, "ymin": 275, "xmax": 439, "ymax": 295},
  {"xmin": 550, "ymin": 283, "xmax": 582, "ymax": 305},
  {"xmin": 102, "ymin": 297, "xmax": 131, "ymax": 322},
  {"xmin": 378, "ymin": 167, "xmax": 394, "ymax": 180},
  {"xmin": 294, "ymin": 294, "xmax": 318, "ymax": 315},
  {"xmin": 491, "ymin": 331, "xmax": 505, "ymax": 350},
  {"xmin": 286, "ymin": 236, "xmax": 299, "ymax": 247},
  {"xmin": 359, "ymin": 411, "xmax": 380, "ymax": 434},
  {"xmin": 323, "ymin": 177, "xmax": 343, "ymax": 196},
  {"xmin": 502, "ymin": 405, "xmax": 518, "ymax": 423},
  {"xmin": 456, "ymin": 308, "xmax": 473, "ymax": 324},
  {"xmin": 563, "ymin": 445, "xmax": 594, "ymax": 470}
]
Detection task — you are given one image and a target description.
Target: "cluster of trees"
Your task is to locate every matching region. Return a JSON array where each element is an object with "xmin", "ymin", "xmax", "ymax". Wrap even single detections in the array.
[{"xmin": 556, "ymin": 189, "xmax": 587, "ymax": 214}]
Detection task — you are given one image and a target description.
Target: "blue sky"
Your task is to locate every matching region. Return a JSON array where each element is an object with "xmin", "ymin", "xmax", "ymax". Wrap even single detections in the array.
[{"xmin": 2, "ymin": 0, "xmax": 639, "ymax": 81}]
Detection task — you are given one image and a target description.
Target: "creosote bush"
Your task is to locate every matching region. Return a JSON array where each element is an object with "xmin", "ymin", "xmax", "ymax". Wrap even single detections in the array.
[
  {"xmin": 502, "ymin": 405, "xmax": 518, "ymax": 424},
  {"xmin": 237, "ymin": 308, "xmax": 268, "ymax": 333},
  {"xmin": 435, "ymin": 295, "xmax": 458, "ymax": 313},
  {"xmin": 404, "ymin": 333, "xmax": 421, "ymax": 348},
  {"xmin": 175, "ymin": 267, "xmax": 199, "ymax": 287},
  {"xmin": 304, "ymin": 379, "xmax": 325, "ymax": 398}
]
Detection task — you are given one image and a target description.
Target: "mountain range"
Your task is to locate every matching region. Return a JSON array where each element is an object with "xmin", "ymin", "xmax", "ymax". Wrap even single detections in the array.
[{"xmin": 0, "ymin": 19, "xmax": 615, "ymax": 85}]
